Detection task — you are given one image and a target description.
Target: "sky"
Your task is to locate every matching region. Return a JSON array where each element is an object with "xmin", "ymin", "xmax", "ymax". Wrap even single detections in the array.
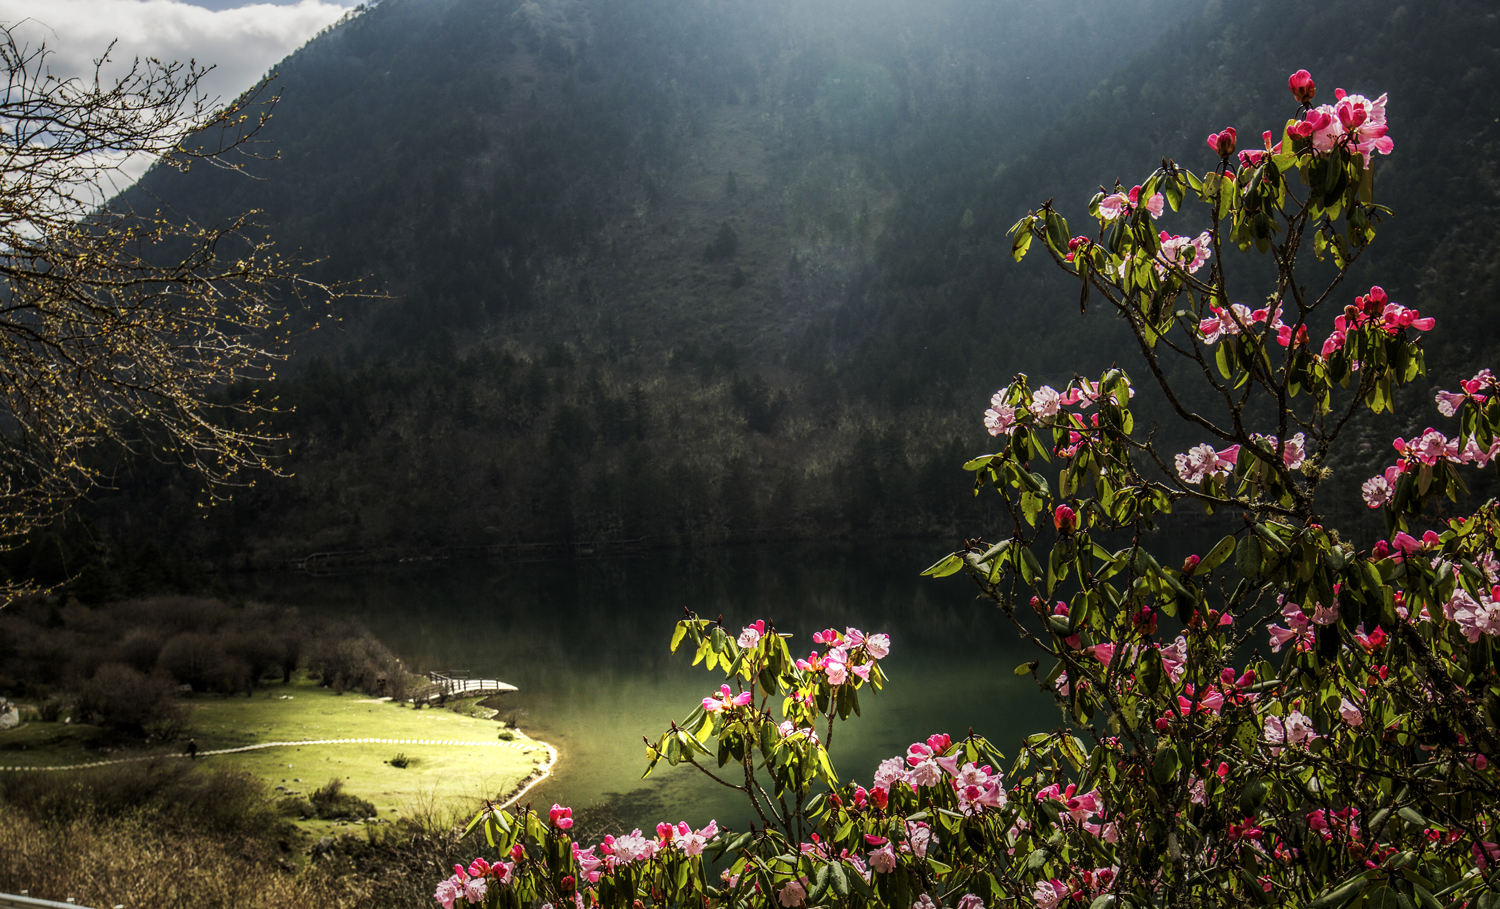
[
  {"xmin": 1, "ymin": 0, "xmax": 353, "ymax": 100},
  {"xmin": 0, "ymin": 0, "xmax": 355, "ymax": 187}
]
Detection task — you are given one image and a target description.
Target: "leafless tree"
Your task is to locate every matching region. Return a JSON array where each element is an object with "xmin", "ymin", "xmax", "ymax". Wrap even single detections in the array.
[{"xmin": 0, "ymin": 24, "xmax": 339, "ymax": 595}]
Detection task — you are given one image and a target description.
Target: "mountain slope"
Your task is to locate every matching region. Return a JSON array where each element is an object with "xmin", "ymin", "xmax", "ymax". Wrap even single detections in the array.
[{"xmin": 57, "ymin": 0, "xmax": 1500, "ymax": 579}]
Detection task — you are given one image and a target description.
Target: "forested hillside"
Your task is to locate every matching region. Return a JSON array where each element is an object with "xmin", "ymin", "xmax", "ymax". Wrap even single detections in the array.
[{"xmin": 38, "ymin": 0, "xmax": 1500, "ymax": 586}]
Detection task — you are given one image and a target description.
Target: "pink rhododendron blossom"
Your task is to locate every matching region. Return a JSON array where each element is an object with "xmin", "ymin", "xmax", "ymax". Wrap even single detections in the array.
[
  {"xmin": 434, "ymin": 876, "xmax": 463, "ymax": 909},
  {"xmin": 1198, "ymin": 303, "xmax": 1257, "ymax": 343},
  {"xmin": 868, "ymin": 842, "xmax": 897, "ymax": 873},
  {"xmin": 904, "ymin": 821, "xmax": 937, "ymax": 857},
  {"xmin": 605, "ymin": 829, "xmax": 659, "ymax": 863},
  {"xmin": 874, "ymin": 757, "xmax": 906, "ymax": 789},
  {"xmin": 1267, "ymin": 623, "xmax": 1314, "ymax": 653},
  {"xmin": 1031, "ymin": 385, "xmax": 1063, "ymax": 418},
  {"xmin": 983, "ymin": 398, "xmax": 1018, "ymax": 436},
  {"xmin": 955, "ymin": 894, "xmax": 986, "ymax": 909},
  {"xmin": 1444, "ymin": 587, "xmax": 1500, "ymax": 642},
  {"xmin": 1098, "ymin": 185, "xmax": 1164, "ymax": 221},
  {"xmin": 907, "ymin": 758, "xmax": 943, "ymax": 788},
  {"xmin": 1239, "ymin": 130, "xmax": 1283, "ymax": 168},
  {"xmin": 1207, "ymin": 127, "xmax": 1237, "ymax": 158},
  {"xmin": 1393, "ymin": 428, "xmax": 1457, "ymax": 466},
  {"xmin": 1339, "ymin": 698, "xmax": 1363, "ymax": 726},
  {"xmin": 1188, "ymin": 776, "xmax": 1207, "ymax": 806},
  {"xmin": 1435, "ymin": 389, "xmax": 1469, "ymax": 417},
  {"xmin": 1160, "ymin": 636, "xmax": 1189, "ymax": 682},
  {"xmin": 1475, "ymin": 842, "xmax": 1500, "ymax": 871},
  {"xmin": 912, "ymin": 896, "xmax": 938, "ymax": 909},
  {"xmin": 550, "ymin": 804, "xmax": 574, "ymax": 829},
  {"xmin": 1033, "ymin": 880, "xmax": 1067, "ymax": 909},
  {"xmin": 703, "ymin": 684, "xmax": 753, "ymax": 712},
  {"xmin": 1298, "ymin": 89, "xmax": 1392, "ymax": 156},
  {"xmin": 778, "ymin": 879, "xmax": 808, "ymax": 907},
  {"xmin": 864, "ymin": 633, "xmax": 891, "ymax": 659},
  {"xmin": 737, "ymin": 620, "xmax": 765, "ymax": 650},
  {"xmin": 1289, "ymin": 69, "xmax": 1316, "ymax": 105},
  {"xmin": 1458, "ymin": 436, "xmax": 1500, "ymax": 467},
  {"xmin": 1175, "ymin": 443, "xmax": 1240, "ymax": 483},
  {"xmin": 1362, "ymin": 473, "xmax": 1393, "ymax": 509},
  {"xmin": 1157, "ymin": 231, "xmax": 1212, "ymax": 276},
  {"xmin": 1264, "ymin": 710, "xmax": 1318, "ymax": 752},
  {"xmin": 1253, "ymin": 432, "xmax": 1306, "ymax": 470}
]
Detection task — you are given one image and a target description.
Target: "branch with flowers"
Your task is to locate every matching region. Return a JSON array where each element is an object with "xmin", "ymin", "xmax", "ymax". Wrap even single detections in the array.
[{"xmin": 436, "ymin": 68, "xmax": 1500, "ymax": 909}]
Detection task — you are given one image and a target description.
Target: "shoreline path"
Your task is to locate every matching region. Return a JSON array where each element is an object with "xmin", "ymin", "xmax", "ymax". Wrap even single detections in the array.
[{"xmin": 0, "ymin": 737, "xmax": 559, "ymax": 810}]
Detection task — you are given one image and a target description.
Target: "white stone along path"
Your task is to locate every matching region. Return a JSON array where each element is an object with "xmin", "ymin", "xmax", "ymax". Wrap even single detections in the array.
[{"xmin": 0, "ymin": 737, "xmax": 558, "ymax": 810}]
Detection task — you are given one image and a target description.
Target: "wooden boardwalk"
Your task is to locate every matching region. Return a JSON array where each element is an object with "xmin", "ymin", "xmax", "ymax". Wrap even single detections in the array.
[{"xmin": 411, "ymin": 671, "xmax": 516, "ymax": 705}]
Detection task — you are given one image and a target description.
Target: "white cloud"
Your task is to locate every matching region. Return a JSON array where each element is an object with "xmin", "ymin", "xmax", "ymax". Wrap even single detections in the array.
[
  {"xmin": 0, "ymin": 0, "xmax": 353, "ymax": 189},
  {"xmin": 1, "ymin": 0, "xmax": 352, "ymax": 105}
]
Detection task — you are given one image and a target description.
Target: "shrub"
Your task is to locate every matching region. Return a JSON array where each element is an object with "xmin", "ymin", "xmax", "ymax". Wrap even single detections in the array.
[
  {"xmin": 73, "ymin": 663, "xmax": 184, "ymax": 738},
  {"xmin": 309, "ymin": 779, "xmax": 376, "ymax": 821}
]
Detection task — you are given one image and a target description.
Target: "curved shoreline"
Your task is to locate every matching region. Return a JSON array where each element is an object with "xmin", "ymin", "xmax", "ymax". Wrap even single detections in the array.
[{"xmin": 495, "ymin": 739, "xmax": 559, "ymax": 810}]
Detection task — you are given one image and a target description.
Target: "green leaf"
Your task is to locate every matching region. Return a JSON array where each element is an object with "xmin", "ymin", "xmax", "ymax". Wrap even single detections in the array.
[
  {"xmin": 921, "ymin": 553, "xmax": 965, "ymax": 578},
  {"xmin": 829, "ymin": 862, "xmax": 851, "ymax": 898},
  {"xmin": 1201, "ymin": 534, "xmax": 1237, "ymax": 573},
  {"xmin": 1043, "ymin": 210, "xmax": 1071, "ymax": 258},
  {"xmin": 670, "ymin": 621, "xmax": 689, "ymax": 653},
  {"xmin": 1011, "ymin": 222, "xmax": 1034, "ymax": 263},
  {"xmin": 1139, "ymin": 647, "xmax": 1163, "ymax": 695},
  {"xmin": 1237, "ymin": 777, "xmax": 1268, "ymax": 815},
  {"xmin": 1305, "ymin": 875, "xmax": 1370, "ymax": 909},
  {"xmin": 1235, "ymin": 535, "xmax": 1262, "ymax": 579},
  {"xmin": 1151, "ymin": 747, "xmax": 1181, "ymax": 785}
]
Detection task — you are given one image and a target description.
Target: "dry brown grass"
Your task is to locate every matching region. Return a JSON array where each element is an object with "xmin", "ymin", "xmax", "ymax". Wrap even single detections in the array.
[
  {"xmin": 0, "ymin": 813, "xmax": 367, "ymax": 908},
  {"xmin": 0, "ymin": 761, "xmax": 469, "ymax": 909}
]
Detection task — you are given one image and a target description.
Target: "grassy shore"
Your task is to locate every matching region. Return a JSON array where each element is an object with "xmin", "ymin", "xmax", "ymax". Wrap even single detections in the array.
[{"xmin": 0, "ymin": 677, "xmax": 544, "ymax": 831}]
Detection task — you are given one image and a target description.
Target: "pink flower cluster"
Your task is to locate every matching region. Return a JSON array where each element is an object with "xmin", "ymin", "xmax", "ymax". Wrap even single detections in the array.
[
  {"xmin": 984, "ymin": 377, "xmax": 1133, "ymax": 438},
  {"xmin": 1321, "ymin": 286, "xmax": 1434, "ymax": 359},
  {"xmin": 1442, "ymin": 586, "xmax": 1500, "ymax": 643},
  {"xmin": 864, "ymin": 733, "xmax": 1006, "ymax": 816},
  {"xmin": 1288, "ymin": 86, "xmax": 1393, "ymax": 157},
  {"xmin": 703, "ymin": 683, "xmax": 753, "ymax": 713},
  {"xmin": 1237, "ymin": 129, "xmax": 1283, "ymax": 169},
  {"xmin": 1196, "ymin": 301, "xmax": 1301, "ymax": 347},
  {"xmin": 1154, "ymin": 231, "xmax": 1213, "ymax": 276},
  {"xmin": 434, "ymin": 858, "xmax": 513, "ymax": 909},
  {"xmin": 655, "ymin": 820, "xmax": 720, "ymax": 856},
  {"xmin": 1361, "ymin": 368, "xmax": 1500, "ymax": 509},
  {"xmin": 1263, "ymin": 710, "xmax": 1318, "ymax": 753},
  {"xmin": 795, "ymin": 626, "xmax": 889, "ymax": 686},
  {"xmin": 1098, "ymin": 185, "xmax": 1165, "ymax": 221},
  {"xmin": 1174, "ymin": 443, "xmax": 1239, "ymax": 484},
  {"xmin": 1434, "ymin": 369, "xmax": 1495, "ymax": 417},
  {"xmin": 1266, "ymin": 596, "xmax": 1339, "ymax": 653},
  {"xmin": 737, "ymin": 619, "xmax": 766, "ymax": 649},
  {"xmin": 1252, "ymin": 432, "xmax": 1307, "ymax": 470}
]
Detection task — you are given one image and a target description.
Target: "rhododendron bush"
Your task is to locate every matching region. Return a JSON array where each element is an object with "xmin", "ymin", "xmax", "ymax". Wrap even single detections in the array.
[{"xmin": 441, "ymin": 70, "xmax": 1500, "ymax": 909}]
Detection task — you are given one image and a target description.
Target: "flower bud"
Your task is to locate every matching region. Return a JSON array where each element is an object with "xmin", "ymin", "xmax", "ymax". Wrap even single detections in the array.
[
  {"xmin": 1053, "ymin": 504, "xmax": 1076, "ymax": 534},
  {"xmin": 1288, "ymin": 69, "xmax": 1316, "ymax": 105},
  {"xmin": 1181, "ymin": 554, "xmax": 1201, "ymax": 576},
  {"xmin": 1207, "ymin": 127, "xmax": 1237, "ymax": 158}
]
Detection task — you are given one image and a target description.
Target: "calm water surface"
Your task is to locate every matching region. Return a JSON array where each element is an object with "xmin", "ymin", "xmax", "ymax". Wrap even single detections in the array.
[{"xmin": 233, "ymin": 543, "xmax": 1059, "ymax": 834}]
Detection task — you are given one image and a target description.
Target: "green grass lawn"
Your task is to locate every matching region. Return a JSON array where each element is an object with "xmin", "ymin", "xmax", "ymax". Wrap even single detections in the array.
[{"xmin": 0, "ymin": 679, "xmax": 544, "ymax": 830}]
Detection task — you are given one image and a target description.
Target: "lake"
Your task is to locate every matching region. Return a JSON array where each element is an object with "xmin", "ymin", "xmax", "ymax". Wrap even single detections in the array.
[{"xmin": 231, "ymin": 542, "xmax": 1062, "ymax": 836}]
